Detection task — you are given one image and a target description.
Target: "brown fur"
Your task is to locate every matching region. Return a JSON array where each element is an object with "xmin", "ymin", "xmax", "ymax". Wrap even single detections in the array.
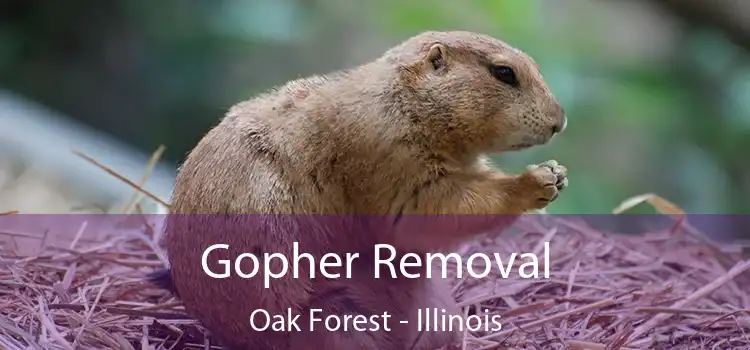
[{"xmin": 158, "ymin": 31, "xmax": 568, "ymax": 350}]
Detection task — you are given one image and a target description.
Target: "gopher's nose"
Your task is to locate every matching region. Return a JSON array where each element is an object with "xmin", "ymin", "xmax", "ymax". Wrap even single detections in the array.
[{"xmin": 552, "ymin": 114, "xmax": 567, "ymax": 135}]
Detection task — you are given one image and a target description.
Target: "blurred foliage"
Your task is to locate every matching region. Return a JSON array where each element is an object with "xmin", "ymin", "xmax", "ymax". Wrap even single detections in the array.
[{"xmin": 0, "ymin": 0, "xmax": 748, "ymax": 215}]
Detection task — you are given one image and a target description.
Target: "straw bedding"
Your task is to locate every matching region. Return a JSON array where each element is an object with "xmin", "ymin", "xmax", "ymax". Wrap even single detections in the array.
[{"xmin": 2, "ymin": 209, "xmax": 749, "ymax": 350}]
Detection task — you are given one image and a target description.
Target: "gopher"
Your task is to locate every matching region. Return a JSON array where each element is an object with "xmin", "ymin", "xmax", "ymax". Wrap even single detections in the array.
[{"xmin": 152, "ymin": 31, "xmax": 568, "ymax": 350}]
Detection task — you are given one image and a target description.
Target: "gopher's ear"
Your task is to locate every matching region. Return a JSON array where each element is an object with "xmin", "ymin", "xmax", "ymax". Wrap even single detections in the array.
[{"xmin": 424, "ymin": 43, "xmax": 448, "ymax": 71}]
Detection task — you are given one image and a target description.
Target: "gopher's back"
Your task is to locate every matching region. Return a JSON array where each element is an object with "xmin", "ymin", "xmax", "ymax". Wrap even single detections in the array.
[
  {"xmin": 161, "ymin": 73, "xmax": 416, "ymax": 349},
  {"xmin": 171, "ymin": 80, "xmax": 332, "ymax": 215},
  {"xmin": 171, "ymin": 72, "xmax": 413, "ymax": 216}
]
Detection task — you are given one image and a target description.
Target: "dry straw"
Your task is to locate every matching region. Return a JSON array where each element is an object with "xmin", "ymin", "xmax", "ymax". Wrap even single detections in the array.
[{"xmin": 1, "ymin": 148, "xmax": 749, "ymax": 349}]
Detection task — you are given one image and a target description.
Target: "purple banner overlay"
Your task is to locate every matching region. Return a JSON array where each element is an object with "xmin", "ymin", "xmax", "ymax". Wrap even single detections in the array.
[
  {"xmin": 3, "ymin": 213, "xmax": 749, "ymax": 348},
  {"xmin": 2, "ymin": 214, "xmax": 748, "ymax": 283}
]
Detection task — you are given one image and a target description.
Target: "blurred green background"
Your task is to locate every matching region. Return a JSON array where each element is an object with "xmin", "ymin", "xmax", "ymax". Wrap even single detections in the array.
[{"xmin": 1, "ymin": 0, "xmax": 748, "ymax": 215}]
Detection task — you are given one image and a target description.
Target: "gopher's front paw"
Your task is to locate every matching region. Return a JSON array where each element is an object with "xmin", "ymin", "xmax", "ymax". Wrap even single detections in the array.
[{"xmin": 518, "ymin": 160, "xmax": 567, "ymax": 209}]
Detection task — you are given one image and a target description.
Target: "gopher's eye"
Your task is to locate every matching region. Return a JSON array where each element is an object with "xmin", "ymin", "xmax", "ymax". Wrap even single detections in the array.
[{"xmin": 489, "ymin": 65, "xmax": 518, "ymax": 87}]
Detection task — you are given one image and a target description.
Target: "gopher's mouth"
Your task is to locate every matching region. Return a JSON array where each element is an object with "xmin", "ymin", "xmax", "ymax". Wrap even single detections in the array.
[
  {"xmin": 504, "ymin": 131, "xmax": 556, "ymax": 151},
  {"xmin": 507, "ymin": 143, "xmax": 534, "ymax": 150},
  {"xmin": 508, "ymin": 135, "xmax": 551, "ymax": 150}
]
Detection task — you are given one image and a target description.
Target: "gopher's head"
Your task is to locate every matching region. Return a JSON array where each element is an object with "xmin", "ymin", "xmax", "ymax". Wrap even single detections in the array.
[{"xmin": 383, "ymin": 31, "xmax": 567, "ymax": 154}]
